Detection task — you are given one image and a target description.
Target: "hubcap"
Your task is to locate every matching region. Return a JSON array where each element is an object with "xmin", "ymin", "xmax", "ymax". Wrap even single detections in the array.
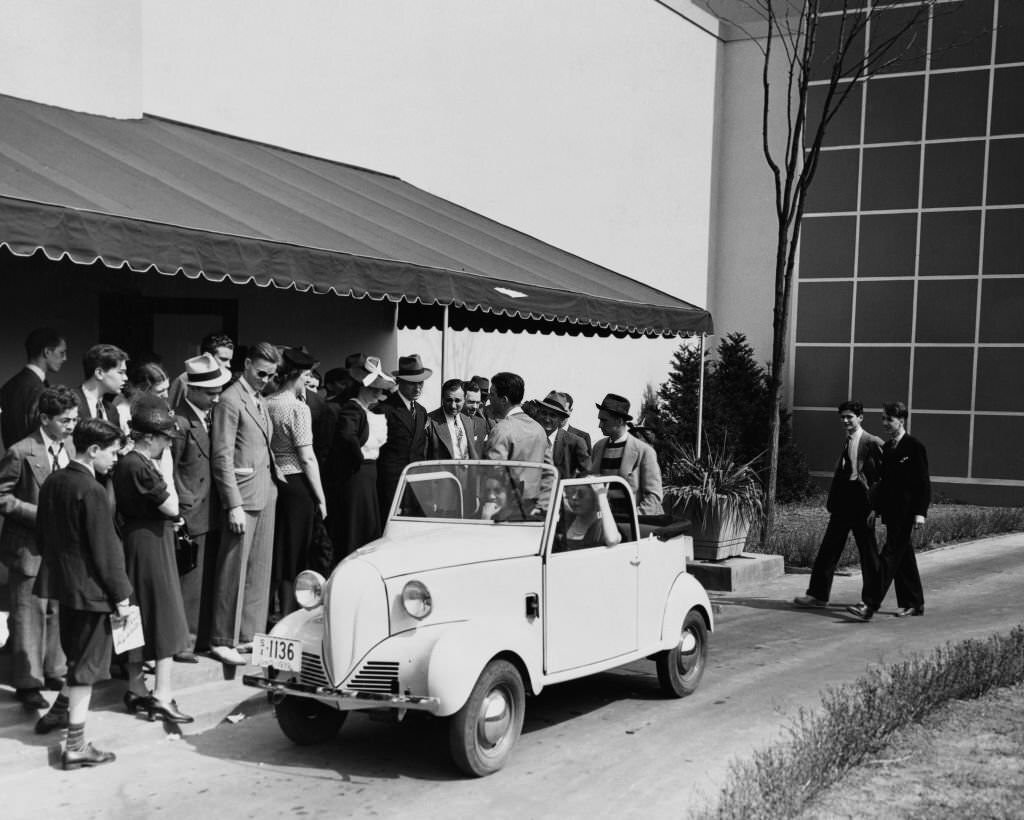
[
  {"xmin": 676, "ymin": 627, "xmax": 702, "ymax": 679},
  {"xmin": 477, "ymin": 688, "xmax": 512, "ymax": 748}
]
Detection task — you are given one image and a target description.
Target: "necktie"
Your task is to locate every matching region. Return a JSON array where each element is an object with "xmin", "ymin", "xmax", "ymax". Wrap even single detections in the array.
[
  {"xmin": 839, "ymin": 437, "xmax": 852, "ymax": 478},
  {"xmin": 455, "ymin": 424, "xmax": 465, "ymax": 458},
  {"xmin": 48, "ymin": 444, "xmax": 62, "ymax": 472}
]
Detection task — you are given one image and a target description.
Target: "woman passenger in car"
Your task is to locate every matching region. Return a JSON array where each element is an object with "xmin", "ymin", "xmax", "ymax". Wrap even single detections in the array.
[{"xmin": 556, "ymin": 483, "xmax": 622, "ymax": 551}]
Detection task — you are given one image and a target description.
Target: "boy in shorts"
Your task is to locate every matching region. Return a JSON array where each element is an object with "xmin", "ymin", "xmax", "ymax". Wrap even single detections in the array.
[{"xmin": 34, "ymin": 417, "xmax": 132, "ymax": 770}]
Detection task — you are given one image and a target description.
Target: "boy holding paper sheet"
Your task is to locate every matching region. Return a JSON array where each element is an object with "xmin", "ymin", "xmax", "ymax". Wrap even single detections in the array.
[{"xmin": 34, "ymin": 417, "xmax": 133, "ymax": 770}]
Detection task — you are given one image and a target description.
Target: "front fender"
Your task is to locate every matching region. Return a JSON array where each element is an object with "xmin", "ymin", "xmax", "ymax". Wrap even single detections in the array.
[
  {"xmin": 426, "ymin": 617, "xmax": 542, "ymax": 716},
  {"xmin": 660, "ymin": 573, "xmax": 714, "ymax": 649},
  {"xmin": 269, "ymin": 606, "xmax": 324, "ymax": 642}
]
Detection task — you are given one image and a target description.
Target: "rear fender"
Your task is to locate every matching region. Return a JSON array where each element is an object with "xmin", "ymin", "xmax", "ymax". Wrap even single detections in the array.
[
  {"xmin": 426, "ymin": 618, "xmax": 542, "ymax": 716},
  {"xmin": 660, "ymin": 573, "xmax": 714, "ymax": 649}
]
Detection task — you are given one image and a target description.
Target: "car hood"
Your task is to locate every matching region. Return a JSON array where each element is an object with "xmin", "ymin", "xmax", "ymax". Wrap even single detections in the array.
[{"xmin": 350, "ymin": 520, "xmax": 543, "ymax": 579}]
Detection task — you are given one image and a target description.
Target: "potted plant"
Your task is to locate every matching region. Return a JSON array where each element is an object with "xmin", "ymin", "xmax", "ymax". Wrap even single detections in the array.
[{"xmin": 663, "ymin": 442, "xmax": 764, "ymax": 561}]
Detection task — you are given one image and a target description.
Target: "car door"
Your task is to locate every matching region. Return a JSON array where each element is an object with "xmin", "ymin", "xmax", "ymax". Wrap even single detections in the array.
[{"xmin": 543, "ymin": 476, "xmax": 639, "ymax": 674}]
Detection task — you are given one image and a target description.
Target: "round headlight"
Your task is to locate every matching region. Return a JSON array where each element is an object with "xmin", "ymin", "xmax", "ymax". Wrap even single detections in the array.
[
  {"xmin": 401, "ymin": 580, "xmax": 432, "ymax": 620},
  {"xmin": 294, "ymin": 570, "xmax": 326, "ymax": 610}
]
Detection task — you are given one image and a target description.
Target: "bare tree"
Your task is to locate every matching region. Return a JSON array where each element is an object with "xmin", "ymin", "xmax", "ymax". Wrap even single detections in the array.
[{"xmin": 706, "ymin": 0, "xmax": 953, "ymax": 544}]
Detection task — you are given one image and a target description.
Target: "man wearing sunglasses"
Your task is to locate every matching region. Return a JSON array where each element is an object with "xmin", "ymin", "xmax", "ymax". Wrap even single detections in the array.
[{"xmin": 209, "ymin": 342, "xmax": 285, "ymax": 666}]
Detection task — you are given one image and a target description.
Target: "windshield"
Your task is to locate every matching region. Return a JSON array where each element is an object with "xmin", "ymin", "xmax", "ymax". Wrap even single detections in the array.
[{"xmin": 394, "ymin": 461, "xmax": 556, "ymax": 523}]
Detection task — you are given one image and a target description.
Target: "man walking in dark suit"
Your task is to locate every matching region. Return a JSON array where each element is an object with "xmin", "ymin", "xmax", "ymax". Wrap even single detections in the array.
[
  {"xmin": 170, "ymin": 353, "xmax": 229, "ymax": 662},
  {"xmin": 33, "ymin": 417, "xmax": 132, "ymax": 769},
  {"xmin": 794, "ymin": 401, "xmax": 883, "ymax": 610},
  {"xmin": 72, "ymin": 344, "xmax": 129, "ymax": 425},
  {"xmin": 0, "ymin": 328, "xmax": 68, "ymax": 448},
  {"xmin": 0, "ymin": 386, "xmax": 78, "ymax": 710},
  {"xmin": 378, "ymin": 354, "xmax": 431, "ymax": 518},
  {"xmin": 209, "ymin": 342, "xmax": 283, "ymax": 666},
  {"xmin": 425, "ymin": 379, "xmax": 480, "ymax": 460},
  {"xmin": 848, "ymin": 401, "xmax": 931, "ymax": 621}
]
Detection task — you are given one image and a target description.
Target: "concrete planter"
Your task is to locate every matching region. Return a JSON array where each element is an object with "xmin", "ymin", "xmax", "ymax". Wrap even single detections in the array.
[{"xmin": 691, "ymin": 513, "xmax": 750, "ymax": 562}]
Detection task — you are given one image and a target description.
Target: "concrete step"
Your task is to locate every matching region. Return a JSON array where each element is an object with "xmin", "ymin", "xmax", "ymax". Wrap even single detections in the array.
[
  {"xmin": 0, "ymin": 653, "xmax": 271, "ymax": 778},
  {"xmin": 688, "ymin": 552, "xmax": 785, "ymax": 592}
]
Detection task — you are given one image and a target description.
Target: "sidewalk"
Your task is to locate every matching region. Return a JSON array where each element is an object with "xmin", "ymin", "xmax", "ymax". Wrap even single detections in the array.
[{"xmin": 0, "ymin": 652, "xmax": 268, "ymax": 780}]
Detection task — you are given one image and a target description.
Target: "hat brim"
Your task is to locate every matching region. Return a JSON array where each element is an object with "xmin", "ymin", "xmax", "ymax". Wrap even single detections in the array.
[
  {"xmin": 186, "ymin": 370, "xmax": 231, "ymax": 389},
  {"xmin": 392, "ymin": 369, "xmax": 433, "ymax": 382},
  {"xmin": 595, "ymin": 403, "xmax": 632, "ymax": 422},
  {"xmin": 536, "ymin": 399, "xmax": 570, "ymax": 417}
]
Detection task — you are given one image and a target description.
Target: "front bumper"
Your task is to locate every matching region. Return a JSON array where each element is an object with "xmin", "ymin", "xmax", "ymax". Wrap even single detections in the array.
[{"xmin": 242, "ymin": 674, "xmax": 442, "ymax": 714}]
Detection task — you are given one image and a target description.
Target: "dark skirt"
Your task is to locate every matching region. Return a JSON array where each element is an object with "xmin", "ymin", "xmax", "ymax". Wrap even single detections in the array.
[
  {"xmin": 123, "ymin": 519, "xmax": 190, "ymax": 661},
  {"xmin": 273, "ymin": 472, "xmax": 317, "ymax": 582},
  {"xmin": 327, "ymin": 460, "xmax": 381, "ymax": 561}
]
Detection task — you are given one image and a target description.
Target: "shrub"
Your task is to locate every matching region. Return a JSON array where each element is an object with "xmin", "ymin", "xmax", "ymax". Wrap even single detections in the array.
[
  {"xmin": 694, "ymin": 626, "xmax": 1024, "ymax": 820},
  {"xmin": 651, "ymin": 332, "xmax": 811, "ymax": 503}
]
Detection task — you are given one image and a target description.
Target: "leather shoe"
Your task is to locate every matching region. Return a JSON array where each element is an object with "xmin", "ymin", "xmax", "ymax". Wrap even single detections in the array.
[
  {"xmin": 209, "ymin": 645, "xmax": 246, "ymax": 666},
  {"xmin": 173, "ymin": 651, "xmax": 199, "ymax": 663},
  {"xmin": 846, "ymin": 602, "xmax": 875, "ymax": 621},
  {"xmin": 146, "ymin": 696, "xmax": 194, "ymax": 724},
  {"xmin": 43, "ymin": 676, "xmax": 66, "ymax": 691},
  {"xmin": 894, "ymin": 606, "xmax": 924, "ymax": 618},
  {"xmin": 35, "ymin": 708, "xmax": 69, "ymax": 734},
  {"xmin": 15, "ymin": 688, "xmax": 48, "ymax": 710},
  {"xmin": 62, "ymin": 743, "xmax": 116, "ymax": 770},
  {"xmin": 793, "ymin": 595, "xmax": 827, "ymax": 609}
]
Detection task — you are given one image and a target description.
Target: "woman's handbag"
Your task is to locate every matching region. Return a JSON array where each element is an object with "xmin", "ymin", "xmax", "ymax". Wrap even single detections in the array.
[{"xmin": 175, "ymin": 525, "xmax": 199, "ymax": 574}]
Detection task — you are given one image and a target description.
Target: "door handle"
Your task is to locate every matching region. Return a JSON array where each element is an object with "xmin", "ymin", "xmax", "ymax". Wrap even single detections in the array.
[{"xmin": 525, "ymin": 593, "xmax": 540, "ymax": 619}]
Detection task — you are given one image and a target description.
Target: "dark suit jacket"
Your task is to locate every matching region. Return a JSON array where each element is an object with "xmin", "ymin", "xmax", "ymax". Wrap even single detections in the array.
[
  {"xmin": 71, "ymin": 385, "xmax": 119, "ymax": 425},
  {"xmin": 825, "ymin": 429, "xmax": 884, "ymax": 515},
  {"xmin": 171, "ymin": 399, "xmax": 216, "ymax": 536},
  {"xmin": 552, "ymin": 428, "xmax": 590, "ymax": 479},
  {"xmin": 0, "ymin": 367, "xmax": 46, "ymax": 448},
  {"xmin": 567, "ymin": 424, "xmax": 592, "ymax": 455},
  {"xmin": 873, "ymin": 433, "xmax": 931, "ymax": 524},
  {"xmin": 325, "ymin": 399, "xmax": 369, "ymax": 486},
  {"xmin": 0, "ymin": 430, "xmax": 73, "ymax": 574},
  {"xmin": 424, "ymin": 409, "xmax": 480, "ymax": 460},
  {"xmin": 34, "ymin": 461, "xmax": 132, "ymax": 611},
  {"xmin": 378, "ymin": 393, "xmax": 427, "ymax": 494}
]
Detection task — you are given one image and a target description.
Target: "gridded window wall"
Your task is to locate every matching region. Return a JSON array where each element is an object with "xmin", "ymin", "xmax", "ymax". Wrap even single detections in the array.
[{"xmin": 792, "ymin": 0, "xmax": 1024, "ymax": 503}]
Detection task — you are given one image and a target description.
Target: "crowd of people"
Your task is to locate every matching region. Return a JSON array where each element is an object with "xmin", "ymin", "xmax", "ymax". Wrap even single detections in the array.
[{"xmin": 0, "ymin": 327, "xmax": 665, "ymax": 769}]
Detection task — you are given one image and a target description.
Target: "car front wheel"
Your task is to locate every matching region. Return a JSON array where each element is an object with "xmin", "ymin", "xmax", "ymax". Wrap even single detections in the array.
[
  {"xmin": 655, "ymin": 609, "xmax": 708, "ymax": 698},
  {"xmin": 275, "ymin": 696, "xmax": 347, "ymax": 745},
  {"xmin": 449, "ymin": 659, "xmax": 525, "ymax": 777}
]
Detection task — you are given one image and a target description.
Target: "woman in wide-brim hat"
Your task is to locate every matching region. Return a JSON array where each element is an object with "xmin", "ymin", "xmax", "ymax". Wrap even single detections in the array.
[
  {"xmin": 324, "ymin": 356, "xmax": 397, "ymax": 561},
  {"xmin": 112, "ymin": 395, "xmax": 194, "ymax": 725}
]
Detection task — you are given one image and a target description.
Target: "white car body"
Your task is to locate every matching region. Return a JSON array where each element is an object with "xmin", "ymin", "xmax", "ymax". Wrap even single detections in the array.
[{"xmin": 244, "ymin": 460, "xmax": 713, "ymax": 775}]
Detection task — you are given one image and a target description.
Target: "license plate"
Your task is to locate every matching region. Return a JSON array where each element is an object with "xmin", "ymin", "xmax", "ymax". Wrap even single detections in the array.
[{"xmin": 251, "ymin": 633, "xmax": 302, "ymax": 672}]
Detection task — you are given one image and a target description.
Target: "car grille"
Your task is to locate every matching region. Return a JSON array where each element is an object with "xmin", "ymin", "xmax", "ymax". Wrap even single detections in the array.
[
  {"xmin": 300, "ymin": 652, "xmax": 330, "ymax": 689},
  {"xmin": 347, "ymin": 661, "xmax": 400, "ymax": 695}
]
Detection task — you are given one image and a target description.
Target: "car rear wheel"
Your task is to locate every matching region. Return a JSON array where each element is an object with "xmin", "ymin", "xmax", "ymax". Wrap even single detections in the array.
[
  {"xmin": 656, "ymin": 609, "xmax": 708, "ymax": 698},
  {"xmin": 449, "ymin": 659, "xmax": 525, "ymax": 777},
  {"xmin": 275, "ymin": 696, "xmax": 347, "ymax": 745}
]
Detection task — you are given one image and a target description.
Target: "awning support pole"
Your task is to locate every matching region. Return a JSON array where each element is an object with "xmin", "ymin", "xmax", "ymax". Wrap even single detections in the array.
[
  {"xmin": 440, "ymin": 304, "xmax": 449, "ymax": 383},
  {"xmin": 696, "ymin": 332, "xmax": 706, "ymax": 459}
]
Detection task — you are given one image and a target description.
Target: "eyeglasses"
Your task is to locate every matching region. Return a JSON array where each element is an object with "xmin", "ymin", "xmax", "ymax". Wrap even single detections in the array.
[{"xmin": 255, "ymin": 369, "xmax": 276, "ymax": 379}]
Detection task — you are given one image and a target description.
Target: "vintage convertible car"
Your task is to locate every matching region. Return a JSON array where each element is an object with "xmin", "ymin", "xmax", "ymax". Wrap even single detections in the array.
[{"xmin": 243, "ymin": 460, "xmax": 713, "ymax": 776}]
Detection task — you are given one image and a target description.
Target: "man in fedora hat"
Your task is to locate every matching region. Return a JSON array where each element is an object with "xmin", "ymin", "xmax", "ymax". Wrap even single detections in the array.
[
  {"xmin": 377, "ymin": 354, "xmax": 431, "ymax": 518},
  {"xmin": 591, "ymin": 393, "xmax": 663, "ymax": 515},
  {"xmin": 534, "ymin": 391, "xmax": 589, "ymax": 480},
  {"xmin": 557, "ymin": 391, "xmax": 592, "ymax": 455},
  {"xmin": 170, "ymin": 353, "xmax": 231, "ymax": 661}
]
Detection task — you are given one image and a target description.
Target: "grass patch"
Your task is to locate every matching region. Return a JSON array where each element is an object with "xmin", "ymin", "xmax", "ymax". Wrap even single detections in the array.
[
  {"xmin": 692, "ymin": 625, "xmax": 1024, "ymax": 820},
  {"xmin": 748, "ymin": 500, "xmax": 1024, "ymax": 569}
]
